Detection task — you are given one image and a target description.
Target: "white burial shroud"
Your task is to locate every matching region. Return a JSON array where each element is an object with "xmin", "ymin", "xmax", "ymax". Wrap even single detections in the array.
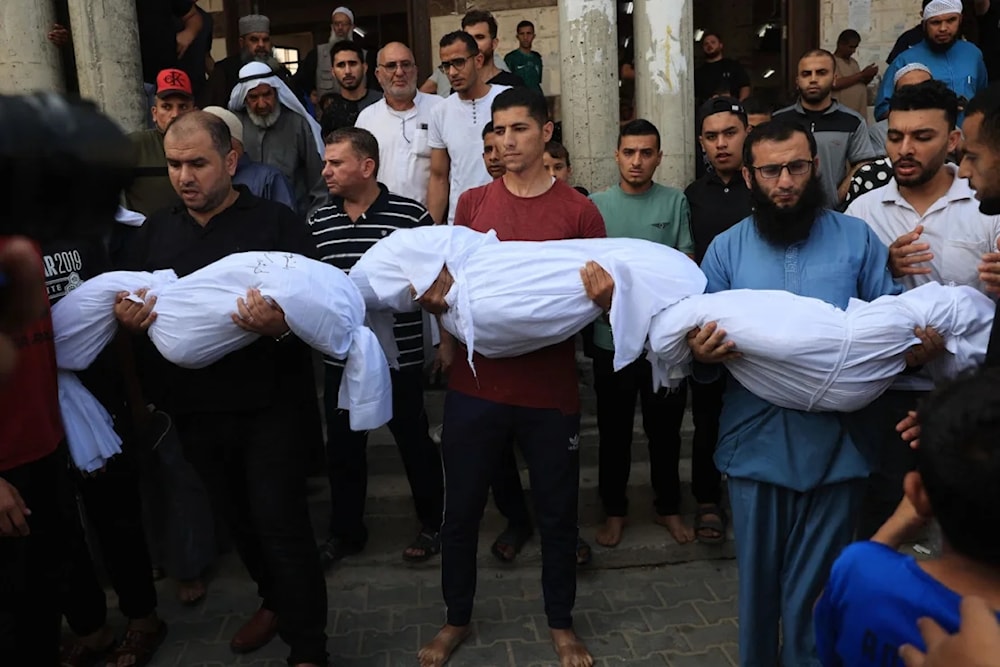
[
  {"xmin": 51, "ymin": 252, "xmax": 392, "ymax": 432},
  {"xmin": 58, "ymin": 370, "xmax": 123, "ymax": 473},
  {"xmin": 648, "ymin": 282, "xmax": 994, "ymax": 412},
  {"xmin": 349, "ymin": 225, "xmax": 709, "ymax": 372}
]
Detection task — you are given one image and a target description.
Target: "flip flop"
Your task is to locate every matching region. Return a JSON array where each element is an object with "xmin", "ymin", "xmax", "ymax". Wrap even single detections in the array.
[
  {"xmin": 490, "ymin": 523, "xmax": 533, "ymax": 563},
  {"xmin": 694, "ymin": 505, "xmax": 727, "ymax": 545}
]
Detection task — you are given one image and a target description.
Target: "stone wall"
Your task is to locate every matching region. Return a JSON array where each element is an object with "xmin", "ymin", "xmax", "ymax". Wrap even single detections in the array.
[{"xmin": 819, "ymin": 0, "xmax": 922, "ymax": 73}]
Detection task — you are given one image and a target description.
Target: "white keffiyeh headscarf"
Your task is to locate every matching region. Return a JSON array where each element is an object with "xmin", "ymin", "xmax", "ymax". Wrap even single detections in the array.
[{"xmin": 228, "ymin": 61, "xmax": 325, "ymax": 156}]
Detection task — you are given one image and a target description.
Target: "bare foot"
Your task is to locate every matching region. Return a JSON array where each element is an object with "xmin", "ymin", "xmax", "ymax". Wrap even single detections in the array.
[
  {"xmin": 654, "ymin": 514, "xmax": 695, "ymax": 544},
  {"xmin": 551, "ymin": 628, "xmax": 594, "ymax": 667},
  {"xmin": 417, "ymin": 624, "xmax": 470, "ymax": 667},
  {"xmin": 177, "ymin": 578, "xmax": 206, "ymax": 605},
  {"xmin": 595, "ymin": 516, "xmax": 627, "ymax": 547}
]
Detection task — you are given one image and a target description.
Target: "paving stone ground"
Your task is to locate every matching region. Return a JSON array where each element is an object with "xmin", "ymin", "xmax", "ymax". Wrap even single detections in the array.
[{"xmin": 141, "ymin": 558, "xmax": 740, "ymax": 667}]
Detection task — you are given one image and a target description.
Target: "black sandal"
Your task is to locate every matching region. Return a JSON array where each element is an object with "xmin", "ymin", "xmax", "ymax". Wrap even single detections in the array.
[
  {"xmin": 402, "ymin": 530, "xmax": 441, "ymax": 563},
  {"xmin": 694, "ymin": 505, "xmax": 728, "ymax": 545},
  {"xmin": 490, "ymin": 523, "xmax": 533, "ymax": 563}
]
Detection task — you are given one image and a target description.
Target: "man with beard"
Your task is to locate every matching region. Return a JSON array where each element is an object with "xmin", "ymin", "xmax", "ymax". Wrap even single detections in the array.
[
  {"xmin": 774, "ymin": 49, "xmax": 877, "ymax": 208},
  {"xmin": 694, "ymin": 32, "xmax": 751, "ymax": 105},
  {"xmin": 319, "ymin": 42, "xmax": 382, "ymax": 136},
  {"xmin": 426, "ymin": 31, "xmax": 510, "ymax": 224},
  {"xmin": 229, "ymin": 61, "xmax": 325, "ymax": 216},
  {"xmin": 117, "ymin": 111, "xmax": 327, "ymax": 665},
  {"xmin": 201, "ymin": 14, "xmax": 291, "ymax": 109},
  {"xmin": 846, "ymin": 80, "xmax": 998, "ymax": 537},
  {"xmin": 897, "ymin": 83, "xmax": 1000, "ymax": 447},
  {"xmin": 877, "ymin": 0, "xmax": 988, "ymax": 123},
  {"xmin": 294, "ymin": 6, "xmax": 377, "ymax": 101},
  {"xmin": 356, "ymin": 42, "xmax": 442, "ymax": 205},
  {"xmin": 688, "ymin": 119, "xmax": 902, "ymax": 665}
]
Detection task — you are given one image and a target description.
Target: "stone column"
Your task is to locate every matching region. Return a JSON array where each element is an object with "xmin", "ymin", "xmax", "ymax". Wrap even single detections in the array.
[
  {"xmin": 0, "ymin": 0, "xmax": 64, "ymax": 94},
  {"xmin": 558, "ymin": 0, "xmax": 619, "ymax": 193},
  {"xmin": 633, "ymin": 0, "xmax": 695, "ymax": 188},
  {"xmin": 67, "ymin": 0, "xmax": 145, "ymax": 132}
]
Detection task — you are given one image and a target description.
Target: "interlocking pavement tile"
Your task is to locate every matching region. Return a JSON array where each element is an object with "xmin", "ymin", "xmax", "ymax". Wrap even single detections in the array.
[
  {"xmin": 501, "ymin": 595, "xmax": 548, "ymax": 621},
  {"xmin": 666, "ymin": 646, "xmax": 736, "ymax": 667},
  {"xmin": 334, "ymin": 608, "xmax": 393, "ymax": 634},
  {"xmin": 694, "ymin": 598, "xmax": 738, "ymax": 625},
  {"xmin": 367, "ymin": 584, "xmax": 420, "ymax": 610},
  {"xmin": 641, "ymin": 603, "xmax": 704, "ymax": 631},
  {"xmin": 331, "ymin": 582, "xmax": 369, "ymax": 612},
  {"xmin": 162, "ymin": 617, "xmax": 226, "ymax": 644},
  {"xmin": 705, "ymin": 578, "xmax": 739, "ymax": 602},
  {"xmin": 360, "ymin": 626, "xmax": 419, "ymax": 656},
  {"xmin": 474, "ymin": 615, "xmax": 541, "ymax": 645},
  {"xmin": 509, "ymin": 638, "xmax": 560, "ymax": 666},
  {"xmin": 390, "ymin": 604, "xmax": 444, "ymax": 631},
  {"xmin": 586, "ymin": 607, "xmax": 652, "ymax": 635},
  {"xmin": 584, "ymin": 630, "xmax": 633, "ymax": 659},
  {"xmin": 328, "ymin": 628, "xmax": 364, "ymax": 657},
  {"xmin": 604, "ymin": 583, "xmax": 666, "ymax": 610},
  {"xmin": 573, "ymin": 589, "xmax": 614, "ymax": 614},
  {"xmin": 442, "ymin": 639, "xmax": 513, "ymax": 666},
  {"xmin": 626, "ymin": 627, "xmax": 688, "ymax": 656},
  {"xmin": 653, "ymin": 581, "xmax": 715, "ymax": 607},
  {"xmin": 677, "ymin": 621, "xmax": 739, "ymax": 651},
  {"xmin": 601, "ymin": 654, "xmax": 671, "ymax": 666}
]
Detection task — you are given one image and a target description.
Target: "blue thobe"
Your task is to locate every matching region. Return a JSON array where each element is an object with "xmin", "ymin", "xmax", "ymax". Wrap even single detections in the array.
[
  {"xmin": 875, "ymin": 40, "xmax": 987, "ymax": 123},
  {"xmin": 699, "ymin": 210, "xmax": 901, "ymax": 666},
  {"xmin": 233, "ymin": 153, "xmax": 297, "ymax": 213}
]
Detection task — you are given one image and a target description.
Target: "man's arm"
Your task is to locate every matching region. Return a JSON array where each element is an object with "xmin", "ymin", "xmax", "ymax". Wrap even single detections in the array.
[
  {"xmin": 848, "ymin": 120, "xmax": 878, "ymax": 166},
  {"xmin": 975, "ymin": 0, "xmax": 991, "ymax": 16},
  {"xmin": 427, "ymin": 148, "xmax": 451, "ymax": 225},
  {"xmin": 174, "ymin": 3, "xmax": 203, "ymax": 59}
]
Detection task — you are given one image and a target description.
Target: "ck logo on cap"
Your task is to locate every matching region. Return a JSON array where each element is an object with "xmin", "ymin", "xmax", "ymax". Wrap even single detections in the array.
[{"xmin": 163, "ymin": 71, "xmax": 186, "ymax": 87}]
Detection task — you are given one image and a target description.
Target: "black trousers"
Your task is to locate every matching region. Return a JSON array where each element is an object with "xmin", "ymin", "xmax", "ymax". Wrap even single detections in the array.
[
  {"xmin": 440, "ymin": 391, "xmax": 580, "ymax": 629},
  {"xmin": 856, "ymin": 389, "xmax": 922, "ymax": 539},
  {"xmin": 62, "ymin": 446, "xmax": 158, "ymax": 636},
  {"xmin": 175, "ymin": 406, "xmax": 327, "ymax": 665},
  {"xmin": 490, "ymin": 443, "xmax": 532, "ymax": 530},
  {"xmin": 689, "ymin": 376, "xmax": 725, "ymax": 507},
  {"xmin": 324, "ymin": 365, "xmax": 444, "ymax": 542},
  {"xmin": 593, "ymin": 349, "xmax": 688, "ymax": 516},
  {"xmin": 0, "ymin": 447, "xmax": 94, "ymax": 665}
]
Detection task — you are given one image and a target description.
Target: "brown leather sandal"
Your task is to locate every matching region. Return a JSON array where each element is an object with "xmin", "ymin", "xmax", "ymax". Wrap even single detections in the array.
[
  {"xmin": 60, "ymin": 637, "xmax": 115, "ymax": 667},
  {"xmin": 104, "ymin": 620, "xmax": 167, "ymax": 667}
]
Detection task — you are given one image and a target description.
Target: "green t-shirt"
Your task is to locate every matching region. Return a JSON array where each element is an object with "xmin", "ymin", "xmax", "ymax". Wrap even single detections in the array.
[
  {"xmin": 504, "ymin": 49, "xmax": 543, "ymax": 92},
  {"xmin": 588, "ymin": 182, "xmax": 694, "ymax": 352}
]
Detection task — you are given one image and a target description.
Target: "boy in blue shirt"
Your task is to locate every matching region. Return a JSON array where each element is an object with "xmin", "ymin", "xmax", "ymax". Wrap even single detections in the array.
[{"xmin": 814, "ymin": 368, "xmax": 1000, "ymax": 666}]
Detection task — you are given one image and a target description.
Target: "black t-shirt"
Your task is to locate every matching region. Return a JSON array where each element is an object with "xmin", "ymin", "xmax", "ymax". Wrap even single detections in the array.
[
  {"xmin": 684, "ymin": 171, "xmax": 753, "ymax": 263},
  {"xmin": 43, "ymin": 236, "xmax": 133, "ymax": 433},
  {"xmin": 694, "ymin": 58, "xmax": 750, "ymax": 103},
  {"xmin": 120, "ymin": 187, "xmax": 320, "ymax": 415},
  {"xmin": 979, "ymin": 6, "xmax": 1000, "ymax": 81},
  {"xmin": 135, "ymin": 0, "xmax": 194, "ymax": 83},
  {"xmin": 489, "ymin": 70, "xmax": 525, "ymax": 87},
  {"xmin": 319, "ymin": 89, "xmax": 382, "ymax": 136}
]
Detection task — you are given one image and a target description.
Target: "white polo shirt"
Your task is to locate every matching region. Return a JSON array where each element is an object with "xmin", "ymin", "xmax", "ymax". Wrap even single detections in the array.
[
  {"xmin": 355, "ymin": 92, "xmax": 443, "ymax": 206},
  {"xmin": 845, "ymin": 163, "xmax": 1000, "ymax": 390},
  {"xmin": 428, "ymin": 84, "xmax": 510, "ymax": 224}
]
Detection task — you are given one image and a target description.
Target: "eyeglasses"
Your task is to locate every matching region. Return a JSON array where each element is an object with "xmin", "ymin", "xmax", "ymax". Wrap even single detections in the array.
[
  {"xmin": 438, "ymin": 57, "xmax": 471, "ymax": 73},
  {"xmin": 379, "ymin": 61, "xmax": 415, "ymax": 73},
  {"xmin": 751, "ymin": 159, "xmax": 813, "ymax": 179}
]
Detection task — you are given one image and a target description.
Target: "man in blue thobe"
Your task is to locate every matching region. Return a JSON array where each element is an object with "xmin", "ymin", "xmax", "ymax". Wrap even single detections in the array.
[
  {"xmin": 875, "ymin": 0, "xmax": 987, "ymax": 123},
  {"xmin": 689, "ymin": 119, "xmax": 905, "ymax": 666}
]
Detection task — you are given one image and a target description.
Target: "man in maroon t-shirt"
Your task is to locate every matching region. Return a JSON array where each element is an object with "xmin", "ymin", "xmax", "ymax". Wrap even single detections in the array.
[{"xmin": 417, "ymin": 88, "xmax": 607, "ymax": 667}]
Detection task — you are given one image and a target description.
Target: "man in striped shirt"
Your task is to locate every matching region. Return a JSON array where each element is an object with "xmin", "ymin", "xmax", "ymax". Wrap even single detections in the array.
[{"xmin": 308, "ymin": 127, "xmax": 444, "ymax": 566}]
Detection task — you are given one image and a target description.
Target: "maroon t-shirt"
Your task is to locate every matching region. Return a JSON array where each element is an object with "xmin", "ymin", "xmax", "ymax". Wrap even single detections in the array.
[
  {"xmin": 0, "ymin": 239, "xmax": 63, "ymax": 471},
  {"xmin": 449, "ymin": 178, "xmax": 606, "ymax": 414}
]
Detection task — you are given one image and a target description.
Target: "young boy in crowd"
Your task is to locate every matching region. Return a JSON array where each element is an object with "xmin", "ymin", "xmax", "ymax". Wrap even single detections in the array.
[
  {"xmin": 814, "ymin": 368, "xmax": 1000, "ymax": 666},
  {"xmin": 543, "ymin": 140, "xmax": 589, "ymax": 196},
  {"xmin": 482, "ymin": 121, "xmax": 506, "ymax": 180}
]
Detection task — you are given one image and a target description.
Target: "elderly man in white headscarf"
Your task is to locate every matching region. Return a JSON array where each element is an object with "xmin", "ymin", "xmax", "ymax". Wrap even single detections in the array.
[
  {"xmin": 292, "ymin": 6, "xmax": 376, "ymax": 100},
  {"xmin": 876, "ymin": 0, "xmax": 988, "ymax": 122},
  {"xmin": 229, "ymin": 61, "xmax": 325, "ymax": 216}
]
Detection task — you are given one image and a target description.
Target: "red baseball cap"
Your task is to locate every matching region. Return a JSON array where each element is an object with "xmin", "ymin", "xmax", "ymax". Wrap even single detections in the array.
[{"xmin": 155, "ymin": 69, "xmax": 193, "ymax": 99}]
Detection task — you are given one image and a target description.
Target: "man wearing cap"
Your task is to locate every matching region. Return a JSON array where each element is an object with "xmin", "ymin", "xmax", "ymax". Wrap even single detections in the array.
[
  {"xmin": 870, "ymin": 63, "xmax": 934, "ymax": 154},
  {"xmin": 681, "ymin": 98, "xmax": 754, "ymax": 546},
  {"xmin": 124, "ymin": 68, "xmax": 197, "ymax": 218},
  {"xmin": 229, "ymin": 61, "xmax": 325, "ymax": 216},
  {"xmin": 877, "ymin": 0, "xmax": 988, "ymax": 122},
  {"xmin": 203, "ymin": 106, "xmax": 296, "ymax": 211},
  {"xmin": 356, "ymin": 42, "xmax": 442, "ymax": 205},
  {"xmin": 201, "ymin": 14, "xmax": 291, "ymax": 109}
]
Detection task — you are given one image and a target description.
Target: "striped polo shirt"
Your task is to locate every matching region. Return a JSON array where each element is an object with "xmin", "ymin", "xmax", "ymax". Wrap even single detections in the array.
[{"xmin": 308, "ymin": 183, "xmax": 432, "ymax": 370}]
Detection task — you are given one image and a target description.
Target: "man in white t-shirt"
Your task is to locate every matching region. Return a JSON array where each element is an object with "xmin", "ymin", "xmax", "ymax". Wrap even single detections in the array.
[
  {"xmin": 427, "ymin": 31, "xmax": 510, "ymax": 224},
  {"xmin": 845, "ymin": 79, "xmax": 1000, "ymax": 537},
  {"xmin": 356, "ymin": 42, "xmax": 442, "ymax": 205}
]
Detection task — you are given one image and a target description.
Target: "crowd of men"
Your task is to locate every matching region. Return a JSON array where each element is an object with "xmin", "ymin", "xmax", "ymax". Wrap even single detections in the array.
[{"xmin": 3, "ymin": 1, "xmax": 1000, "ymax": 667}]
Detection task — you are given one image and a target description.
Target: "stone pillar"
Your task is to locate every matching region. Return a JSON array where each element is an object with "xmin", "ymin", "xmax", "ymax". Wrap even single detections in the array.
[
  {"xmin": 633, "ymin": 0, "xmax": 694, "ymax": 188},
  {"xmin": 558, "ymin": 0, "xmax": 619, "ymax": 193},
  {"xmin": 0, "ymin": 0, "xmax": 64, "ymax": 94},
  {"xmin": 67, "ymin": 0, "xmax": 145, "ymax": 132}
]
